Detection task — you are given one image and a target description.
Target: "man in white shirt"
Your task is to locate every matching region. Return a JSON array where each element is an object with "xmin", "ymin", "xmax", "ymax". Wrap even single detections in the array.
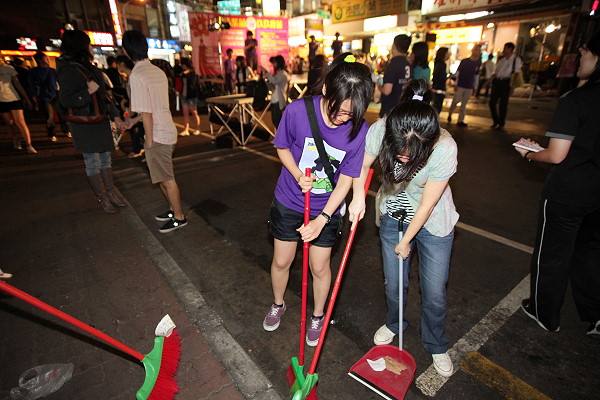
[
  {"xmin": 488, "ymin": 42, "xmax": 522, "ymax": 130},
  {"xmin": 122, "ymin": 30, "xmax": 187, "ymax": 233}
]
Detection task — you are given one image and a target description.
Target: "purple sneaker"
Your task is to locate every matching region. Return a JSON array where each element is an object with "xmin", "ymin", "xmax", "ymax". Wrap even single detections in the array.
[
  {"xmin": 306, "ymin": 316, "xmax": 324, "ymax": 347},
  {"xmin": 263, "ymin": 303, "xmax": 286, "ymax": 331}
]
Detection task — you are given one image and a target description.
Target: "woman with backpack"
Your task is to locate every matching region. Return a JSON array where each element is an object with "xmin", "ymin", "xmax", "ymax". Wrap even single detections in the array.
[{"xmin": 178, "ymin": 58, "xmax": 201, "ymax": 136}]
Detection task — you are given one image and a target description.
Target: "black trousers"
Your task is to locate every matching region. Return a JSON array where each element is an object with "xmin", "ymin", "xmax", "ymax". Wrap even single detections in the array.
[
  {"xmin": 489, "ymin": 79, "xmax": 511, "ymax": 126},
  {"xmin": 433, "ymin": 93, "xmax": 445, "ymax": 114},
  {"xmin": 529, "ymin": 199, "xmax": 600, "ymax": 331},
  {"xmin": 271, "ymin": 103, "xmax": 284, "ymax": 129}
]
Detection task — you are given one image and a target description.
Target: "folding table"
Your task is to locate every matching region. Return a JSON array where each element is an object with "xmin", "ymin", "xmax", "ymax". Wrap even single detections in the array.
[{"xmin": 205, "ymin": 94, "xmax": 274, "ymax": 146}]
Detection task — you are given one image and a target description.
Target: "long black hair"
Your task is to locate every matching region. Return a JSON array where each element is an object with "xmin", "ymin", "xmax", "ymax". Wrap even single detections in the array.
[
  {"xmin": 434, "ymin": 47, "xmax": 449, "ymax": 64},
  {"xmin": 271, "ymin": 55, "xmax": 287, "ymax": 73},
  {"xmin": 60, "ymin": 30, "xmax": 92, "ymax": 66},
  {"xmin": 411, "ymin": 42, "xmax": 429, "ymax": 69},
  {"xmin": 316, "ymin": 52, "xmax": 373, "ymax": 140},
  {"xmin": 380, "ymin": 79, "xmax": 440, "ymax": 184}
]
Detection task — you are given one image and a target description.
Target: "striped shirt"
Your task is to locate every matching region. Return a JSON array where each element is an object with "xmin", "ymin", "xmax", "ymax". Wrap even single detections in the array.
[
  {"xmin": 129, "ymin": 60, "xmax": 177, "ymax": 145},
  {"xmin": 385, "ymin": 162, "xmax": 423, "ymax": 223}
]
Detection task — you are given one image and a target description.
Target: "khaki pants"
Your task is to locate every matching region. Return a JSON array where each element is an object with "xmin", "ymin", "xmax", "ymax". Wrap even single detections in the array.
[{"xmin": 449, "ymin": 87, "xmax": 473, "ymax": 123}]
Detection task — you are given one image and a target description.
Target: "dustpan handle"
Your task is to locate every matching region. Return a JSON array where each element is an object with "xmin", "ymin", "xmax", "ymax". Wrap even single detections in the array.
[
  {"xmin": 307, "ymin": 169, "xmax": 374, "ymax": 375},
  {"xmin": 299, "ymin": 167, "xmax": 311, "ymax": 366},
  {"xmin": 0, "ymin": 281, "xmax": 145, "ymax": 361},
  {"xmin": 397, "ymin": 212, "xmax": 406, "ymax": 351}
]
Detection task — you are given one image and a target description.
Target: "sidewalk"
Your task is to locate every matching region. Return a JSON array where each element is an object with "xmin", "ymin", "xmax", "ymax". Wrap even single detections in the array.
[{"xmin": 0, "ymin": 127, "xmax": 277, "ymax": 399}]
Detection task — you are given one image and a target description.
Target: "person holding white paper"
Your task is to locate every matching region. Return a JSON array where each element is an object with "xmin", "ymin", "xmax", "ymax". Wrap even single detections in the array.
[{"xmin": 513, "ymin": 32, "xmax": 600, "ymax": 336}]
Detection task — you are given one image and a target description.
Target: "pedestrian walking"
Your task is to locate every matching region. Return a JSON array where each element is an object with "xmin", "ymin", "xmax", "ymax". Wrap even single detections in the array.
[
  {"xmin": 514, "ymin": 32, "xmax": 600, "ymax": 336},
  {"xmin": 244, "ymin": 31, "xmax": 258, "ymax": 71},
  {"xmin": 432, "ymin": 47, "xmax": 450, "ymax": 114},
  {"xmin": 349, "ymin": 79, "xmax": 459, "ymax": 378},
  {"xmin": 178, "ymin": 58, "xmax": 201, "ymax": 137},
  {"xmin": 411, "ymin": 42, "xmax": 431, "ymax": 84},
  {"xmin": 476, "ymin": 54, "xmax": 495, "ymax": 98},
  {"xmin": 263, "ymin": 54, "xmax": 373, "ymax": 347},
  {"xmin": 259, "ymin": 55, "xmax": 289, "ymax": 129},
  {"xmin": 0, "ymin": 58, "xmax": 36, "ymax": 153},
  {"xmin": 489, "ymin": 43, "xmax": 522, "ymax": 130},
  {"xmin": 123, "ymin": 30, "xmax": 187, "ymax": 233},
  {"xmin": 57, "ymin": 30, "xmax": 127, "ymax": 213},
  {"xmin": 378, "ymin": 34, "xmax": 412, "ymax": 118},
  {"xmin": 29, "ymin": 51, "xmax": 70, "ymax": 142},
  {"xmin": 448, "ymin": 44, "xmax": 482, "ymax": 127}
]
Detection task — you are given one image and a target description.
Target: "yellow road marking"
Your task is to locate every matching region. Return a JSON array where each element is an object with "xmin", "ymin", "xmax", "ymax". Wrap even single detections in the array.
[{"xmin": 461, "ymin": 352, "xmax": 552, "ymax": 400}]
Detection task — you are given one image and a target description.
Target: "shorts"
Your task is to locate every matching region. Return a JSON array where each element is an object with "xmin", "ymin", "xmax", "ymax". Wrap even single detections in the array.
[
  {"xmin": 182, "ymin": 97, "xmax": 198, "ymax": 107},
  {"xmin": 268, "ymin": 198, "xmax": 343, "ymax": 248},
  {"xmin": 144, "ymin": 142, "xmax": 176, "ymax": 184},
  {"xmin": 0, "ymin": 100, "xmax": 23, "ymax": 113}
]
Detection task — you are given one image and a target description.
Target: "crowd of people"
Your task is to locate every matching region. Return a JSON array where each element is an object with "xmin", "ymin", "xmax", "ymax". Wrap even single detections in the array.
[{"xmin": 3, "ymin": 25, "xmax": 599, "ymax": 382}]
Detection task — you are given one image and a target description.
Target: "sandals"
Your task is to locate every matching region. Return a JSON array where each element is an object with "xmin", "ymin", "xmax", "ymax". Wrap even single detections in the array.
[{"xmin": 0, "ymin": 269, "xmax": 12, "ymax": 279}]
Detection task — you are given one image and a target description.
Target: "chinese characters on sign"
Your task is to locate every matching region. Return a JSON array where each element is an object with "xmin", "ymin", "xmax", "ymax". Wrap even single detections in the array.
[{"xmin": 331, "ymin": 0, "xmax": 406, "ymax": 23}]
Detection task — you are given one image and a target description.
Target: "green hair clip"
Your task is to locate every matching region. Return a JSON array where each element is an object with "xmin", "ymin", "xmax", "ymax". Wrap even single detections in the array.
[{"xmin": 344, "ymin": 54, "xmax": 356, "ymax": 63}]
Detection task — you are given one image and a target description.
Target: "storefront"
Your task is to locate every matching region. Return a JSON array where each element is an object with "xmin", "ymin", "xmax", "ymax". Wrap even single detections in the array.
[
  {"xmin": 147, "ymin": 38, "xmax": 181, "ymax": 66},
  {"xmin": 0, "ymin": 36, "xmax": 61, "ymax": 68}
]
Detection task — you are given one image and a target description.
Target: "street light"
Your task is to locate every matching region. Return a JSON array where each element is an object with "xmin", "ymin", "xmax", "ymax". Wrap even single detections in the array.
[{"xmin": 122, "ymin": 0, "xmax": 145, "ymax": 32}]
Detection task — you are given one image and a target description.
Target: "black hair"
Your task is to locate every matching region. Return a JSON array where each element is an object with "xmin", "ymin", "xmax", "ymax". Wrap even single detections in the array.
[
  {"xmin": 582, "ymin": 32, "xmax": 600, "ymax": 87},
  {"xmin": 399, "ymin": 79, "xmax": 433, "ymax": 104},
  {"xmin": 317, "ymin": 51, "xmax": 374, "ymax": 140},
  {"xmin": 116, "ymin": 55, "xmax": 134, "ymax": 70},
  {"xmin": 107, "ymin": 56, "xmax": 116, "ymax": 66},
  {"xmin": 122, "ymin": 30, "xmax": 148, "ymax": 61},
  {"xmin": 181, "ymin": 57, "xmax": 193, "ymax": 69},
  {"xmin": 434, "ymin": 47, "xmax": 449, "ymax": 64},
  {"xmin": 504, "ymin": 42, "xmax": 515, "ymax": 51},
  {"xmin": 411, "ymin": 42, "xmax": 429, "ymax": 69},
  {"xmin": 247, "ymin": 30, "xmax": 253, "ymax": 36},
  {"xmin": 393, "ymin": 34, "xmax": 411, "ymax": 54},
  {"xmin": 60, "ymin": 30, "xmax": 92, "ymax": 66},
  {"xmin": 271, "ymin": 55, "xmax": 286, "ymax": 72},
  {"xmin": 380, "ymin": 100, "xmax": 440, "ymax": 184},
  {"xmin": 12, "ymin": 58, "xmax": 24, "ymax": 66},
  {"xmin": 226, "ymin": 48, "xmax": 233, "ymax": 53},
  {"xmin": 33, "ymin": 51, "xmax": 45, "ymax": 64},
  {"xmin": 310, "ymin": 54, "xmax": 326, "ymax": 70}
]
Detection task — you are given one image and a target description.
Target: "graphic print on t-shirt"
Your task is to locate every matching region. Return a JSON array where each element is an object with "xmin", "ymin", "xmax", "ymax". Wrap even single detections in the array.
[{"xmin": 298, "ymin": 137, "xmax": 346, "ymax": 194}]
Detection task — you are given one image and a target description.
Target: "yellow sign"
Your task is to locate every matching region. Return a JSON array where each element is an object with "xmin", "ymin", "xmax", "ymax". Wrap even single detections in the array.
[
  {"xmin": 331, "ymin": 0, "xmax": 406, "ymax": 24},
  {"xmin": 431, "ymin": 26, "xmax": 483, "ymax": 45}
]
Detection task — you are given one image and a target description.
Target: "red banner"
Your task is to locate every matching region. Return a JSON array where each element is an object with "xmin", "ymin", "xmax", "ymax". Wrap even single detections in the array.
[{"xmin": 189, "ymin": 13, "xmax": 289, "ymax": 77}]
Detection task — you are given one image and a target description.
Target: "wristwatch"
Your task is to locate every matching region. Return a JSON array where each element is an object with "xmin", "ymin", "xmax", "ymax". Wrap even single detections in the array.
[{"xmin": 320, "ymin": 211, "xmax": 332, "ymax": 224}]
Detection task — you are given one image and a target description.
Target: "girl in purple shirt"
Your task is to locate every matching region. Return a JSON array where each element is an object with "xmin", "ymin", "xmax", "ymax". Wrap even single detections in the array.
[{"xmin": 263, "ymin": 54, "xmax": 373, "ymax": 346}]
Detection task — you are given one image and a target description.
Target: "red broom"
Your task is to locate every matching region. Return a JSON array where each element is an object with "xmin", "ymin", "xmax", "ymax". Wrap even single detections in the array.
[{"xmin": 0, "ymin": 281, "xmax": 181, "ymax": 400}]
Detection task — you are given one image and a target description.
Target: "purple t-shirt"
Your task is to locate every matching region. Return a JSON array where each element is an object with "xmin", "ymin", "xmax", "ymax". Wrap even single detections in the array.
[{"xmin": 273, "ymin": 95, "xmax": 368, "ymax": 215}]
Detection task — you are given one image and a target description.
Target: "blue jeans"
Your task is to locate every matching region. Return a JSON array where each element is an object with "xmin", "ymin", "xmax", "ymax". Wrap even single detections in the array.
[
  {"xmin": 379, "ymin": 213, "xmax": 454, "ymax": 354},
  {"xmin": 83, "ymin": 151, "xmax": 111, "ymax": 176}
]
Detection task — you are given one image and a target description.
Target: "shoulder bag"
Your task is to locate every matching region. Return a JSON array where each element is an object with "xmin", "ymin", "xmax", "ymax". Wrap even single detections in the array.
[
  {"xmin": 303, "ymin": 96, "xmax": 336, "ymax": 190},
  {"xmin": 63, "ymin": 67, "xmax": 108, "ymax": 125}
]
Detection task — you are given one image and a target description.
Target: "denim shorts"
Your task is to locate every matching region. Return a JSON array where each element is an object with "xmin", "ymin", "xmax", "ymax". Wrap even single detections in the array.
[
  {"xmin": 268, "ymin": 198, "xmax": 343, "ymax": 248},
  {"xmin": 182, "ymin": 97, "xmax": 198, "ymax": 107}
]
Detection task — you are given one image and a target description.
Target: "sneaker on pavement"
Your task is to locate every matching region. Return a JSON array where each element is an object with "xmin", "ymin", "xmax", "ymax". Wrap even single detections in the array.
[
  {"xmin": 155, "ymin": 210, "xmax": 174, "ymax": 221},
  {"xmin": 159, "ymin": 218, "xmax": 188, "ymax": 233},
  {"xmin": 374, "ymin": 324, "xmax": 396, "ymax": 345},
  {"xmin": 49, "ymin": 136, "xmax": 57, "ymax": 142},
  {"xmin": 179, "ymin": 130, "xmax": 190, "ymax": 136},
  {"xmin": 26, "ymin": 145, "xmax": 37, "ymax": 154},
  {"xmin": 432, "ymin": 352, "xmax": 454, "ymax": 377},
  {"xmin": 521, "ymin": 299, "xmax": 559, "ymax": 332},
  {"xmin": 306, "ymin": 315, "xmax": 325, "ymax": 347},
  {"xmin": 587, "ymin": 320, "xmax": 600, "ymax": 337},
  {"xmin": 66, "ymin": 132, "xmax": 72, "ymax": 138},
  {"xmin": 263, "ymin": 303, "xmax": 286, "ymax": 331},
  {"xmin": 193, "ymin": 130, "xmax": 201, "ymax": 135}
]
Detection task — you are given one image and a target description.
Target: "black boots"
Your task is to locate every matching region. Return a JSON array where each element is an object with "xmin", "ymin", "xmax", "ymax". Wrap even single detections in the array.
[{"xmin": 100, "ymin": 168, "xmax": 127, "ymax": 208}]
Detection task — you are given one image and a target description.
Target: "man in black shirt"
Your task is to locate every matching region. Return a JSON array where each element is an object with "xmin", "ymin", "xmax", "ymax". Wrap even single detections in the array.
[{"xmin": 378, "ymin": 34, "xmax": 412, "ymax": 117}]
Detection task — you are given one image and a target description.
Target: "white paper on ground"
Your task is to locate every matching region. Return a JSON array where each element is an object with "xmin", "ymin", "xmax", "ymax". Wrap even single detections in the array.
[
  {"xmin": 367, "ymin": 358, "xmax": 386, "ymax": 372},
  {"xmin": 155, "ymin": 314, "xmax": 176, "ymax": 337}
]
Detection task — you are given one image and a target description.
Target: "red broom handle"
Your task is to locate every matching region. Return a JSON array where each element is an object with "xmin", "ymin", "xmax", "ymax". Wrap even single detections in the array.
[
  {"xmin": 0, "ymin": 280, "xmax": 145, "ymax": 361},
  {"xmin": 308, "ymin": 168, "xmax": 374, "ymax": 375},
  {"xmin": 299, "ymin": 168, "xmax": 311, "ymax": 366}
]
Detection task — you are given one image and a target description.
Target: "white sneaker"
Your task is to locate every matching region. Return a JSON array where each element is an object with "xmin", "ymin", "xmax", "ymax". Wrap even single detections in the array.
[
  {"xmin": 193, "ymin": 130, "xmax": 201, "ymax": 136},
  {"xmin": 179, "ymin": 130, "xmax": 190, "ymax": 136},
  {"xmin": 50, "ymin": 136, "xmax": 57, "ymax": 142},
  {"xmin": 432, "ymin": 352, "xmax": 454, "ymax": 377},
  {"xmin": 374, "ymin": 325, "xmax": 396, "ymax": 345}
]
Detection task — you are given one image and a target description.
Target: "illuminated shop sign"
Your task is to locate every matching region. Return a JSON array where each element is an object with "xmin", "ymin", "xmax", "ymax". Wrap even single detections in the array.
[
  {"xmin": 108, "ymin": 0, "xmax": 123, "ymax": 40},
  {"xmin": 16, "ymin": 37, "xmax": 38, "ymax": 50},
  {"xmin": 431, "ymin": 26, "xmax": 483, "ymax": 44},
  {"xmin": 147, "ymin": 38, "xmax": 181, "ymax": 51},
  {"xmin": 85, "ymin": 31, "xmax": 115, "ymax": 46}
]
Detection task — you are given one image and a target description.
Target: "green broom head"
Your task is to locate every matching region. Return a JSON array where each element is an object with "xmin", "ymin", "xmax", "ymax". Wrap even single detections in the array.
[
  {"xmin": 136, "ymin": 330, "xmax": 181, "ymax": 400},
  {"xmin": 289, "ymin": 356, "xmax": 305, "ymax": 393},
  {"xmin": 291, "ymin": 372, "xmax": 318, "ymax": 400}
]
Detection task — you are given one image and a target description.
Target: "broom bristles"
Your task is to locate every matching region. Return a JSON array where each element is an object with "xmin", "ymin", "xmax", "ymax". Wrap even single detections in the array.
[{"xmin": 146, "ymin": 330, "xmax": 181, "ymax": 400}]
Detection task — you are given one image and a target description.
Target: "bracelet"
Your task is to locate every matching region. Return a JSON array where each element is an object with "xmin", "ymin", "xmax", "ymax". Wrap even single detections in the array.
[
  {"xmin": 524, "ymin": 151, "xmax": 533, "ymax": 162},
  {"xmin": 320, "ymin": 211, "xmax": 332, "ymax": 224}
]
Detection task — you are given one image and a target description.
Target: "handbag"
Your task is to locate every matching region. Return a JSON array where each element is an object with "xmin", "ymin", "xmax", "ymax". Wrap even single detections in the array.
[
  {"xmin": 510, "ymin": 57, "xmax": 524, "ymax": 88},
  {"xmin": 303, "ymin": 96, "xmax": 336, "ymax": 190},
  {"xmin": 63, "ymin": 67, "xmax": 108, "ymax": 124}
]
